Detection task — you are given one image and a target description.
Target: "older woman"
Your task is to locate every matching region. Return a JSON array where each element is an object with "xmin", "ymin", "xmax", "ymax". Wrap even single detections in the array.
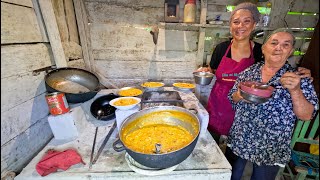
[
  {"xmin": 227, "ymin": 28, "xmax": 319, "ymax": 180},
  {"xmin": 197, "ymin": 2, "xmax": 312, "ymax": 147}
]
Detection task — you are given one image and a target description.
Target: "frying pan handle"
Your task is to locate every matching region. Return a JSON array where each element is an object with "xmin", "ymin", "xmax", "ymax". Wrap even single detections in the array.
[{"xmin": 113, "ymin": 138, "xmax": 125, "ymax": 152}]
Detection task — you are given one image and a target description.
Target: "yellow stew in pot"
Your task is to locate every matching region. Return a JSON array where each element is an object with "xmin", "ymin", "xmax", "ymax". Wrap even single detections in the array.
[
  {"xmin": 121, "ymin": 110, "xmax": 199, "ymax": 154},
  {"xmin": 124, "ymin": 124, "xmax": 193, "ymax": 154}
]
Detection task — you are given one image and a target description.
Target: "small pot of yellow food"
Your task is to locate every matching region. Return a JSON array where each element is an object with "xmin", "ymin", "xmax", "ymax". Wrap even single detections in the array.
[{"xmin": 113, "ymin": 106, "xmax": 200, "ymax": 168}]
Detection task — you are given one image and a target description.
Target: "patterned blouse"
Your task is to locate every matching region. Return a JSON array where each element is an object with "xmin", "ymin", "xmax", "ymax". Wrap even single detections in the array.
[{"xmin": 227, "ymin": 61, "xmax": 319, "ymax": 166}]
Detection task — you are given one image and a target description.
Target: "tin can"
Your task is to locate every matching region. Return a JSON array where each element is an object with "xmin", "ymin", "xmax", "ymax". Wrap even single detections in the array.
[{"xmin": 46, "ymin": 92, "xmax": 70, "ymax": 115}]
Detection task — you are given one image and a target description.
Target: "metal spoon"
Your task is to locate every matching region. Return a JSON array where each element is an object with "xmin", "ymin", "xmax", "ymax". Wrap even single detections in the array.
[
  {"xmin": 258, "ymin": 84, "xmax": 269, "ymax": 89},
  {"xmin": 89, "ymin": 110, "xmax": 103, "ymax": 169}
]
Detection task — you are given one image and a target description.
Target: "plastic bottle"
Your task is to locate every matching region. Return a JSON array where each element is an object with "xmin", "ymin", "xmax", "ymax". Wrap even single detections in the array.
[
  {"xmin": 263, "ymin": 2, "xmax": 272, "ymax": 27},
  {"xmin": 183, "ymin": 0, "xmax": 196, "ymax": 23}
]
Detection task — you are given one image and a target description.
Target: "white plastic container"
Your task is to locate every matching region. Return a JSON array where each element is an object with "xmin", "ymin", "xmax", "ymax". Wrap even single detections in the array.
[{"xmin": 48, "ymin": 111, "xmax": 78, "ymax": 141}]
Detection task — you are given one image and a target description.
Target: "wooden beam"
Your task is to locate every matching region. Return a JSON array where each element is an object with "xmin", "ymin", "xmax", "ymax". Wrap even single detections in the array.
[
  {"xmin": 73, "ymin": 0, "xmax": 95, "ymax": 71},
  {"xmin": 200, "ymin": 0, "xmax": 207, "ymax": 25},
  {"xmin": 196, "ymin": 0, "xmax": 208, "ymax": 67},
  {"xmin": 38, "ymin": 0, "xmax": 67, "ymax": 68}
]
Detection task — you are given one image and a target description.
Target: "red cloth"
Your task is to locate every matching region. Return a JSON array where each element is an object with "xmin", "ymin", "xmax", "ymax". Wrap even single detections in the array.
[{"xmin": 36, "ymin": 149, "xmax": 85, "ymax": 176}]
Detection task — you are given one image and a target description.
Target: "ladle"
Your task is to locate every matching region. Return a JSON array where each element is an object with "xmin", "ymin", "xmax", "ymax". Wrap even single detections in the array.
[
  {"xmin": 89, "ymin": 110, "xmax": 103, "ymax": 169},
  {"xmin": 155, "ymin": 143, "xmax": 162, "ymax": 154}
]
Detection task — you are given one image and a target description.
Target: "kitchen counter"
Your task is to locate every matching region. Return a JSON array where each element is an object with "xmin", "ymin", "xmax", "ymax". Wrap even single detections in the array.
[{"xmin": 16, "ymin": 88, "xmax": 231, "ymax": 180}]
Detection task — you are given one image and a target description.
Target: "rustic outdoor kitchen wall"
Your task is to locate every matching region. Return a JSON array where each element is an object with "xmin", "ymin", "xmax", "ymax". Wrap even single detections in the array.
[
  {"xmin": 1, "ymin": 0, "xmax": 52, "ymax": 177},
  {"xmin": 1, "ymin": 0, "xmax": 86, "ymax": 177},
  {"xmin": 82, "ymin": 0, "xmax": 200, "ymax": 88}
]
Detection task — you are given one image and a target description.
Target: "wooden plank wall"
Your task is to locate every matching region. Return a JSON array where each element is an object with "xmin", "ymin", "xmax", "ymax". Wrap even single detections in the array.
[
  {"xmin": 84, "ymin": 0, "xmax": 199, "ymax": 88},
  {"xmin": 51, "ymin": 0, "xmax": 84, "ymax": 62},
  {"xmin": 1, "ymin": 0, "xmax": 53, "ymax": 176}
]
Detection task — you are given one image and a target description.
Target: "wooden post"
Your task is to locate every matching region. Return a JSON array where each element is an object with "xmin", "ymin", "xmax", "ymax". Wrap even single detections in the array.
[
  {"xmin": 196, "ymin": 0, "xmax": 208, "ymax": 100},
  {"xmin": 73, "ymin": 0, "xmax": 95, "ymax": 72},
  {"xmin": 38, "ymin": 0, "xmax": 68, "ymax": 68},
  {"xmin": 196, "ymin": 0, "xmax": 207, "ymax": 67}
]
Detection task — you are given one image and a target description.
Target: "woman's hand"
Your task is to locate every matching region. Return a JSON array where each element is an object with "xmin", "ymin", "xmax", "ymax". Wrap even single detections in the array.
[
  {"xmin": 194, "ymin": 66, "xmax": 213, "ymax": 73},
  {"xmin": 232, "ymin": 88, "xmax": 244, "ymax": 103},
  {"xmin": 280, "ymin": 72, "xmax": 301, "ymax": 92},
  {"xmin": 297, "ymin": 67, "xmax": 313, "ymax": 81},
  {"xmin": 281, "ymin": 72, "xmax": 315, "ymax": 120}
]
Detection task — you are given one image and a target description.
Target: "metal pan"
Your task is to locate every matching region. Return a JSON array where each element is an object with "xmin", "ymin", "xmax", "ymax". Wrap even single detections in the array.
[
  {"xmin": 45, "ymin": 67, "xmax": 100, "ymax": 103},
  {"xmin": 90, "ymin": 93, "xmax": 119, "ymax": 121}
]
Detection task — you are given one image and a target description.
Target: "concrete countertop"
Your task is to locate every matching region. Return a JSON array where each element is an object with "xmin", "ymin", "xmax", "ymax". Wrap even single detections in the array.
[{"xmin": 16, "ymin": 88, "xmax": 231, "ymax": 180}]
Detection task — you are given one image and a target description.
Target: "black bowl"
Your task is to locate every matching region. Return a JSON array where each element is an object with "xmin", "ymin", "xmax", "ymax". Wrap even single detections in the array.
[{"xmin": 90, "ymin": 93, "xmax": 119, "ymax": 121}]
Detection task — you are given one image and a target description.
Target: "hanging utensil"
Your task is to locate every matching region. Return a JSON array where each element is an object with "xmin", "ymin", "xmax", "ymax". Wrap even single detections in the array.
[{"xmin": 92, "ymin": 121, "xmax": 117, "ymax": 165}]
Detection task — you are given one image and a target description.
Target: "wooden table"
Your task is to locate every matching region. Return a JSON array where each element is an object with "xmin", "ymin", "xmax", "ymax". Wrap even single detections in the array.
[{"xmin": 16, "ymin": 88, "xmax": 231, "ymax": 180}]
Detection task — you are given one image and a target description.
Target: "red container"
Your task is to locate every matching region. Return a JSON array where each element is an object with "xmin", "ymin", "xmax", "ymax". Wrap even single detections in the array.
[
  {"xmin": 240, "ymin": 81, "xmax": 274, "ymax": 98},
  {"xmin": 46, "ymin": 92, "xmax": 70, "ymax": 115}
]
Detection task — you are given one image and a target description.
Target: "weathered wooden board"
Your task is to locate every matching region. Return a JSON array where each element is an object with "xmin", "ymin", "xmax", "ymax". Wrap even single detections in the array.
[
  {"xmin": 157, "ymin": 29, "xmax": 198, "ymax": 51},
  {"xmin": 32, "ymin": 0, "xmax": 49, "ymax": 42},
  {"xmin": 73, "ymin": 0, "xmax": 95, "ymax": 71},
  {"xmin": 1, "ymin": 116, "xmax": 52, "ymax": 173},
  {"xmin": 95, "ymin": 51, "xmax": 197, "ymax": 79},
  {"xmin": 1, "ymin": 2, "xmax": 44, "ymax": 44},
  {"xmin": 67, "ymin": 59, "xmax": 87, "ymax": 69},
  {"xmin": 1, "ymin": 0, "xmax": 33, "ymax": 7},
  {"xmin": 1, "ymin": 44, "xmax": 53, "ymax": 78},
  {"xmin": 52, "ymin": 0, "xmax": 69, "ymax": 42},
  {"xmin": 85, "ymin": 0, "xmax": 163, "ymax": 7},
  {"xmin": 62, "ymin": 41, "xmax": 83, "ymax": 59},
  {"xmin": 90, "ymin": 24, "xmax": 155, "ymax": 51},
  {"xmin": 92, "ymin": 25, "xmax": 197, "ymax": 56},
  {"xmin": 290, "ymin": 0, "xmax": 319, "ymax": 13},
  {"xmin": 65, "ymin": 0, "xmax": 80, "ymax": 44},
  {"xmin": 39, "ymin": 0, "xmax": 68, "ymax": 68},
  {"xmin": 1, "ymin": 72, "xmax": 47, "ymax": 115},
  {"xmin": 284, "ymin": 15, "xmax": 319, "ymax": 28},
  {"xmin": 85, "ymin": 1, "xmax": 163, "ymax": 24},
  {"xmin": 93, "ymin": 49, "xmax": 154, "ymax": 61},
  {"xmin": 1, "ymin": 91, "xmax": 49, "ymax": 145},
  {"xmin": 207, "ymin": 4, "xmax": 227, "ymax": 12},
  {"xmin": 96, "ymin": 54, "xmax": 196, "ymax": 79}
]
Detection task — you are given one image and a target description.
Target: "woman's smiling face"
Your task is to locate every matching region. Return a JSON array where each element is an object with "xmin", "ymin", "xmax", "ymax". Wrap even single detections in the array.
[
  {"xmin": 230, "ymin": 9, "xmax": 256, "ymax": 41},
  {"xmin": 262, "ymin": 32, "xmax": 295, "ymax": 67}
]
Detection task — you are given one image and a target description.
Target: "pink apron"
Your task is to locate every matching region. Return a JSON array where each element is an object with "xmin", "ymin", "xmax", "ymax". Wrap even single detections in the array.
[{"xmin": 207, "ymin": 42, "xmax": 255, "ymax": 135}]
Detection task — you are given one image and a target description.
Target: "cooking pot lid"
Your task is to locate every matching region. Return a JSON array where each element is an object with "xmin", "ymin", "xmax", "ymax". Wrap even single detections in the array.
[{"xmin": 125, "ymin": 153, "xmax": 178, "ymax": 175}]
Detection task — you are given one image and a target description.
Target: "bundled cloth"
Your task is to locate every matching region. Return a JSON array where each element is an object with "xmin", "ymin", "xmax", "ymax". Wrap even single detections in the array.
[{"xmin": 36, "ymin": 149, "xmax": 85, "ymax": 176}]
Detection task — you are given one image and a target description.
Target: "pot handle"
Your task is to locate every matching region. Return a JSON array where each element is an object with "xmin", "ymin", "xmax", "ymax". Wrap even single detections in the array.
[
  {"xmin": 188, "ymin": 108, "xmax": 198, "ymax": 115},
  {"xmin": 113, "ymin": 138, "xmax": 125, "ymax": 152}
]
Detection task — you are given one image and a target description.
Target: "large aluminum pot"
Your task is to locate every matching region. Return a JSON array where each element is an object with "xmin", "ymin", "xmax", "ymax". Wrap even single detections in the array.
[
  {"xmin": 113, "ymin": 106, "xmax": 200, "ymax": 168},
  {"xmin": 45, "ymin": 68, "xmax": 100, "ymax": 103}
]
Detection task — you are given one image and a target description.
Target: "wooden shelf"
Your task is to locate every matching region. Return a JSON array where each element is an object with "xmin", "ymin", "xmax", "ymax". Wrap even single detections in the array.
[{"xmin": 158, "ymin": 22, "xmax": 230, "ymax": 31}]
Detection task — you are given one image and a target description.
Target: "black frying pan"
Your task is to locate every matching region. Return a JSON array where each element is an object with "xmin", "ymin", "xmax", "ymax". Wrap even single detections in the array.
[
  {"xmin": 90, "ymin": 93, "xmax": 119, "ymax": 121},
  {"xmin": 45, "ymin": 67, "xmax": 100, "ymax": 103}
]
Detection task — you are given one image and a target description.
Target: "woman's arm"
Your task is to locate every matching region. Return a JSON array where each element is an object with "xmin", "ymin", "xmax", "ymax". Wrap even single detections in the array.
[{"xmin": 280, "ymin": 72, "xmax": 315, "ymax": 120}]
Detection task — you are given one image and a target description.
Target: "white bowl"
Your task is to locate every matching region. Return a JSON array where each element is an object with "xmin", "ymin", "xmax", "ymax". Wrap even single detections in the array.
[{"xmin": 110, "ymin": 97, "xmax": 141, "ymax": 110}]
